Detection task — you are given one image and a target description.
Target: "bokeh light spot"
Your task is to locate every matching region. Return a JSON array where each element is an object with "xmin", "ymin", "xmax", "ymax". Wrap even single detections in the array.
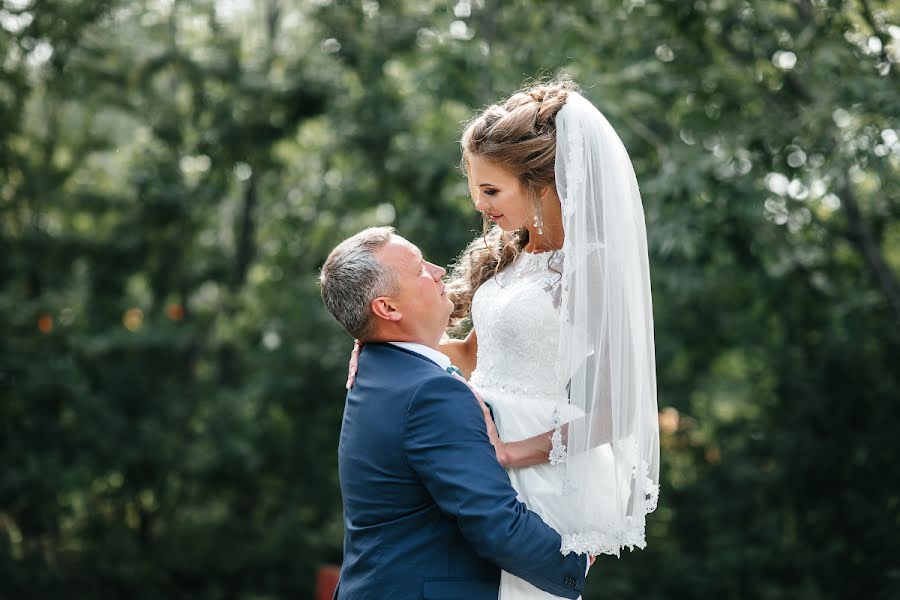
[
  {"xmin": 659, "ymin": 407, "xmax": 680, "ymax": 433},
  {"xmin": 166, "ymin": 303, "xmax": 185, "ymax": 321},
  {"xmin": 38, "ymin": 314, "xmax": 53, "ymax": 334},
  {"xmin": 123, "ymin": 308, "xmax": 144, "ymax": 331},
  {"xmin": 772, "ymin": 50, "xmax": 797, "ymax": 71}
]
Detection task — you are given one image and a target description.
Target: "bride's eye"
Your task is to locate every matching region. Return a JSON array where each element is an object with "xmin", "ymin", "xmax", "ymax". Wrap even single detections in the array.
[{"xmin": 484, "ymin": 189, "xmax": 498, "ymax": 196}]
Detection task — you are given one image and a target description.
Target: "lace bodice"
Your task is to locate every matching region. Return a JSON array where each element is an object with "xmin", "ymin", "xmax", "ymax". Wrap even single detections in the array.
[{"xmin": 469, "ymin": 251, "xmax": 565, "ymax": 400}]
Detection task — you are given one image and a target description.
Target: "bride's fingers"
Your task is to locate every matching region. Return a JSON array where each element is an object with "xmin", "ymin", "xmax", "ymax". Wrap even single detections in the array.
[
  {"xmin": 458, "ymin": 381, "xmax": 491, "ymax": 425},
  {"xmin": 474, "ymin": 398, "xmax": 499, "ymax": 441},
  {"xmin": 448, "ymin": 374, "xmax": 498, "ymax": 442},
  {"xmin": 477, "ymin": 398, "xmax": 491, "ymax": 421},
  {"xmin": 346, "ymin": 340, "xmax": 362, "ymax": 389}
]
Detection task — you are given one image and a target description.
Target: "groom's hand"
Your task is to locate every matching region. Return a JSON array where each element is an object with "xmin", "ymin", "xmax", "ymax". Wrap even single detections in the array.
[{"xmin": 585, "ymin": 554, "xmax": 596, "ymax": 578}]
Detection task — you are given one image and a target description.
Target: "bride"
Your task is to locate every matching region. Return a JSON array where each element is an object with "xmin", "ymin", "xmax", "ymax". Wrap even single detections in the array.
[{"xmin": 350, "ymin": 77, "xmax": 660, "ymax": 599}]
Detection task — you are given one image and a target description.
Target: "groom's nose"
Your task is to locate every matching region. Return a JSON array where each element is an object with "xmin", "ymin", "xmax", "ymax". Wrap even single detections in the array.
[{"xmin": 426, "ymin": 262, "xmax": 445, "ymax": 279}]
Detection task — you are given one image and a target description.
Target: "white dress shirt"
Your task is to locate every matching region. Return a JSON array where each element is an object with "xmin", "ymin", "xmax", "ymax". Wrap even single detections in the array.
[{"xmin": 388, "ymin": 342, "xmax": 452, "ymax": 372}]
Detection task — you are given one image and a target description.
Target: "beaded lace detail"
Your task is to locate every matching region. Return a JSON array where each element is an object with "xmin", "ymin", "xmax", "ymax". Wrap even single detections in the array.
[{"xmin": 470, "ymin": 251, "xmax": 565, "ymax": 399}]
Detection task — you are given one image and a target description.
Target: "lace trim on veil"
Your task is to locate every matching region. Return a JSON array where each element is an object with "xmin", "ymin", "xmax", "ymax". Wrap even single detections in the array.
[{"xmin": 560, "ymin": 461, "xmax": 660, "ymax": 556}]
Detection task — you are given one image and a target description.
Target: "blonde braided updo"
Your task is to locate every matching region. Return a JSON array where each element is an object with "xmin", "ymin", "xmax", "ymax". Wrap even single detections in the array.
[{"xmin": 446, "ymin": 76, "xmax": 577, "ymax": 327}]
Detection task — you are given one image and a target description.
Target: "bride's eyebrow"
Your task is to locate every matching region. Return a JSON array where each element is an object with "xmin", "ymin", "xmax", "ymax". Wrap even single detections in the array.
[{"xmin": 478, "ymin": 183, "xmax": 496, "ymax": 187}]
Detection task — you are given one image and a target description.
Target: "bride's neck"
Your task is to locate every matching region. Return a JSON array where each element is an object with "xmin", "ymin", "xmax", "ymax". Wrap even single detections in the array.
[
  {"xmin": 522, "ymin": 227, "xmax": 563, "ymax": 253},
  {"xmin": 523, "ymin": 194, "xmax": 564, "ymax": 253}
]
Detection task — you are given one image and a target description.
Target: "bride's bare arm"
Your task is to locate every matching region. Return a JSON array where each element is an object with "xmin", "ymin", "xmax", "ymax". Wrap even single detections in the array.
[
  {"xmin": 439, "ymin": 328, "xmax": 477, "ymax": 379},
  {"xmin": 499, "ymin": 425, "xmax": 568, "ymax": 469},
  {"xmin": 502, "ymin": 398, "xmax": 615, "ymax": 469}
]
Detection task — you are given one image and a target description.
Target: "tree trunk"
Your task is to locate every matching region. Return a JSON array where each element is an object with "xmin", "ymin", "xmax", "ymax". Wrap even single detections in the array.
[{"xmin": 841, "ymin": 185, "xmax": 900, "ymax": 323}]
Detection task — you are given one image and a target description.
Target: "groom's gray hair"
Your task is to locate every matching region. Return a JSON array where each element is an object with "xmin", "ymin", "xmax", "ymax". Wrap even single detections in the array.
[{"xmin": 320, "ymin": 226, "xmax": 398, "ymax": 340}]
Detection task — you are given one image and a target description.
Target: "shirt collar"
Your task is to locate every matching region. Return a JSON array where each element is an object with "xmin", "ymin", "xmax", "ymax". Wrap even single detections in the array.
[{"xmin": 388, "ymin": 342, "xmax": 452, "ymax": 371}]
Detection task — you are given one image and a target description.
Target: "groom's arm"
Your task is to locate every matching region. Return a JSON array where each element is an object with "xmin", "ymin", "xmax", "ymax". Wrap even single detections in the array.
[{"xmin": 403, "ymin": 374, "xmax": 588, "ymax": 599}]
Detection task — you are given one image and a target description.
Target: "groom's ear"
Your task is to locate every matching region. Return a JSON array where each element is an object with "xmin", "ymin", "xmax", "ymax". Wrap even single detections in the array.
[{"xmin": 370, "ymin": 296, "xmax": 402, "ymax": 322}]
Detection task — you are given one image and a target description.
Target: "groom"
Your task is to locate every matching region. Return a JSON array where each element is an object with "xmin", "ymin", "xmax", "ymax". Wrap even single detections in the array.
[{"xmin": 319, "ymin": 227, "xmax": 588, "ymax": 600}]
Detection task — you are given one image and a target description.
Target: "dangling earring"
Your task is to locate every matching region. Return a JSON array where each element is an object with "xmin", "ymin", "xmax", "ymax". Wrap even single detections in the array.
[{"xmin": 533, "ymin": 207, "xmax": 544, "ymax": 236}]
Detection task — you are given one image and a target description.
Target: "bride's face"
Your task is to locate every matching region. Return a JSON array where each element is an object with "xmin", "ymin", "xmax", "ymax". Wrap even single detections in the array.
[{"xmin": 467, "ymin": 155, "xmax": 533, "ymax": 231}]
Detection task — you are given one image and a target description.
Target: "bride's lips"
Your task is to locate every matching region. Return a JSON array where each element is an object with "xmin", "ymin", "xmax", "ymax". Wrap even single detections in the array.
[{"xmin": 488, "ymin": 213, "xmax": 503, "ymax": 222}]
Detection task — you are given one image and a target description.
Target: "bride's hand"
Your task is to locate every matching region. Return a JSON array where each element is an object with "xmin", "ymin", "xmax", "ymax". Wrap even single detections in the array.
[
  {"xmin": 452, "ymin": 375, "xmax": 509, "ymax": 467},
  {"xmin": 477, "ymin": 395, "xmax": 508, "ymax": 467},
  {"xmin": 346, "ymin": 340, "xmax": 362, "ymax": 389}
]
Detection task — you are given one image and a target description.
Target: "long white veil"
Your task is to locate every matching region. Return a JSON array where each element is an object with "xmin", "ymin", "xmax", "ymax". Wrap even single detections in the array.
[{"xmin": 551, "ymin": 92, "xmax": 660, "ymax": 556}]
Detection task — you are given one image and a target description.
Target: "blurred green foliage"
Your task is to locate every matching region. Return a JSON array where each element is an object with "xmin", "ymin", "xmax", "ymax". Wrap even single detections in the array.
[{"xmin": 1, "ymin": 0, "xmax": 898, "ymax": 598}]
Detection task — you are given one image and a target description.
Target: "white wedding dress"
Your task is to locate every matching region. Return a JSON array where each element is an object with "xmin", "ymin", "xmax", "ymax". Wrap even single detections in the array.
[{"xmin": 470, "ymin": 250, "xmax": 624, "ymax": 600}]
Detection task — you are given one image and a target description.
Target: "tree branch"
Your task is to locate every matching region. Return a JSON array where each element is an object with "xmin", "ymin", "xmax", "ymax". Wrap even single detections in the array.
[
  {"xmin": 841, "ymin": 184, "xmax": 900, "ymax": 322},
  {"xmin": 234, "ymin": 173, "xmax": 258, "ymax": 288},
  {"xmin": 614, "ymin": 109, "xmax": 672, "ymax": 165}
]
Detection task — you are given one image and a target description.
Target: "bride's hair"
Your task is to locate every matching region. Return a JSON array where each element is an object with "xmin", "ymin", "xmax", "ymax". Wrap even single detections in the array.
[{"xmin": 446, "ymin": 75, "xmax": 577, "ymax": 327}]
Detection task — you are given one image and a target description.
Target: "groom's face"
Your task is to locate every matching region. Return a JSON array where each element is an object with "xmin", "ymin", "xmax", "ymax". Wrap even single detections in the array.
[{"xmin": 376, "ymin": 235, "xmax": 454, "ymax": 340}]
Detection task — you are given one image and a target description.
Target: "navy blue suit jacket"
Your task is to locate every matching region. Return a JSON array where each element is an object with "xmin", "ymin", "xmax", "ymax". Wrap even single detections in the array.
[{"xmin": 335, "ymin": 343, "xmax": 587, "ymax": 600}]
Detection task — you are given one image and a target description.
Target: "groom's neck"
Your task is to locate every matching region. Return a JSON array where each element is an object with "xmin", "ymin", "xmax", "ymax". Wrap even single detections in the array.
[{"xmin": 367, "ymin": 328, "xmax": 440, "ymax": 350}]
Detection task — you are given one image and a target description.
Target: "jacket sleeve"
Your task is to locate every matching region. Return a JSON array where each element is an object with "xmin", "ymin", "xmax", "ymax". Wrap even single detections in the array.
[{"xmin": 403, "ymin": 374, "xmax": 587, "ymax": 599}]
